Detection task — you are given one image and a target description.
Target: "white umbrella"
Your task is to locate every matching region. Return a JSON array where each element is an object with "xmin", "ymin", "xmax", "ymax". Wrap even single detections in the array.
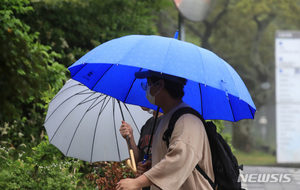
[{"xmin": 44, "ymin": 79, "xmax": 151, "ymax": 164}]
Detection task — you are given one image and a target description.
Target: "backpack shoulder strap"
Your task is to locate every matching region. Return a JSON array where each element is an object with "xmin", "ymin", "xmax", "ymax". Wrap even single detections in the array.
[
  {"xmin": 163, "ymin": 107, "xmax": 204, "ymax": 147},
  {"xmin": 162, "ymin": 107, "xmax": 216, "ymax": 189},
  {"xmin": 196, "ymin": 163, "xmax": 216, "ymax": 189}
]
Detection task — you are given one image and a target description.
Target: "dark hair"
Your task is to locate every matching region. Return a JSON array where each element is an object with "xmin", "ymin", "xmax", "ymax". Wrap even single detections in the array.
[{"xmin": 149, "ymin": 76, "xmax": 187, "ymax": 99}]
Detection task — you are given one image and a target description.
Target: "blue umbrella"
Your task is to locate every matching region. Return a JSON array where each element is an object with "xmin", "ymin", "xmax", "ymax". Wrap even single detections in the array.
[{"xmin": 69, "ymin": 34, "xmax": 256, "ymax": 122}]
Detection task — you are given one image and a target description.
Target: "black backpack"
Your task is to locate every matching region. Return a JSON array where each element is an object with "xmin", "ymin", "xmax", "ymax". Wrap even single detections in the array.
[{"xmin": 163, "ymin": 107, "xmax": 243, "ymax": 190}]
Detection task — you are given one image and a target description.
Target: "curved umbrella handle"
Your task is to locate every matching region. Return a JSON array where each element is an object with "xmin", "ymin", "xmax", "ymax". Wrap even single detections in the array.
[
  {"xmin": 126, "ymin": 135, "xmax": 137, "ymax": 172},
  {"xmin": 118, "ymin": 100, "xmax": 137, "ymax": 172}
]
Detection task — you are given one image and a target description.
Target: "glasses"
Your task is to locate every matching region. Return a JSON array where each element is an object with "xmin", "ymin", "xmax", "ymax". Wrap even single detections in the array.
[
  {"xmin": 141, "ymin": 82, "xmax": 148, "ymax": 91},
  {"xmin": 141, "ymin": 81, "xmax": 158, "ymax": 91}
]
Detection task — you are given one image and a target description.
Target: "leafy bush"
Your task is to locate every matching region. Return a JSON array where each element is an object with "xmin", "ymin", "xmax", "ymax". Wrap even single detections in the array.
[
  {"xmin": 0, "ymin": 138, "xmax": 95, "ymax": 189},
  {"xmin": 0, "ymin": 0, "xmax": 67, "ymax": 149},
  {"xmin": 87, "ymin": 161, "xmax": 136, "ymax": 190},
  {"xmin": 26, "ymin": 0, "xmax": 163, "ymax": 67},
  {"xmin": 0, "ymin": 137, "xmax": 137, "ymax": 189},
  {"xmin": 214, "ymin": 120, "xmax": 235, "ymax": 152}
]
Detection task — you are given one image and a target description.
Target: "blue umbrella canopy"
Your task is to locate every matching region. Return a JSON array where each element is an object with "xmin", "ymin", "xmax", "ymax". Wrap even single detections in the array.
[{"xmin": 69, "ymin": 35, "xmax": 256, "ymax": 122}]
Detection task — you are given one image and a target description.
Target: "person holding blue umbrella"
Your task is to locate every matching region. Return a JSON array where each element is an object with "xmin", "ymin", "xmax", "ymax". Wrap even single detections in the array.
[
  {"xmin": 116, "ymin": 70, "xmax": 214, "ymax": 190},
  {"xmin": 67, "ymin": 33, "xmax": 256, "ymax": 189}
]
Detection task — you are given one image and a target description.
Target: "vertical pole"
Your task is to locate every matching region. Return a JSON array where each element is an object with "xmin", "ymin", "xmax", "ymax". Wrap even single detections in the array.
[
  {"xmin": 178, "ymin": 13, "xmax": 185, "ymax": 41},
  {"xmin": 142, "ymin": 106, "xmax": 160, "ymax": 164}
]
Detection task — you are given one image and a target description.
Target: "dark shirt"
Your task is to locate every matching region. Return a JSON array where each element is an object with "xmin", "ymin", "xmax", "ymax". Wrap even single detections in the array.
[
  {"xmin": 137, "ymin": 116, "xmax": 162, "ymax": 190},
  {"xmin": 137, "ymin": 115, "xmax": 162, "ymax": 162},
  {"xmin": 137, "ymin": 115, "xmax": 162, "ymax": 190}
]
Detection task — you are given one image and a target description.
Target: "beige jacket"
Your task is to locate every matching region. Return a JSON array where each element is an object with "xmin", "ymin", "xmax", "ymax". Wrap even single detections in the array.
[{"xmin": 144, "ymin": 103, "xmax": 214, "ymax": 190}]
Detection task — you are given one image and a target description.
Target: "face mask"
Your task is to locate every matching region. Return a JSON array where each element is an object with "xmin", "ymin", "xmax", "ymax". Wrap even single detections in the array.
[
  {"xmin": 147, "ymin": 109, "xmax": 154, "ymax": 114},
  {"xmin": 146, "ymin": 82, "xmax": 160, "ymax": 105}
]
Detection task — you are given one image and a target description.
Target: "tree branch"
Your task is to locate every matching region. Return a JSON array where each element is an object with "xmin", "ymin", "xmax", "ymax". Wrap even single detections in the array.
[
  {"xmin": 201, "ymin": 0, "xmax": 230, "ymax": 50},
  {"xmin": 251, "ymin": 13, "xmax": 276, "ymax": 77}
]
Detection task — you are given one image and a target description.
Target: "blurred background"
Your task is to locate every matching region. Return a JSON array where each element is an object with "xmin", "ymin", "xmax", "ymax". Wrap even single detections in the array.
[{"xmin": 1, "ymin": 0, "xmax": 300, "ymax": 189}]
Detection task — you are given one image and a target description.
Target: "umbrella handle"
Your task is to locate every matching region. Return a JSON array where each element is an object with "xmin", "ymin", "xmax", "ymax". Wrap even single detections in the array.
[
  {"xmin": 118, "ymin": 100, "xmax": 137, "ymax": 171},
  {"xmin": 126, "ymin": 139, "xmax": 141, "ymax": 190},
  {"xmin": 126, "ymin": 135, "xmax": 137, "ymax": 172},
  {"xmin": 142, "ymin": 154, "xmax": 149, "ymax": 164},
  {"xmin": 129, "ymin": 149, "xmax": 137, "ymax": 172}
]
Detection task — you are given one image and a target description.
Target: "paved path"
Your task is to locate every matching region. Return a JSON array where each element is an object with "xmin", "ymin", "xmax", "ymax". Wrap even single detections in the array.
[{"xmin": 241, "ymin": 166, "xmax": 300, "ymax": 190}]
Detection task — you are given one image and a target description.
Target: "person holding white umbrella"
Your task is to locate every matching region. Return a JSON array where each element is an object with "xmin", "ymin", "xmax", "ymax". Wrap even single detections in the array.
[
  {"xmin": 117, "ymin": 70, "xmax": 214, "ymax": 190},
  {"xmin": 120, "ymin": 107, "xmax": 163, "ymax": 190}
]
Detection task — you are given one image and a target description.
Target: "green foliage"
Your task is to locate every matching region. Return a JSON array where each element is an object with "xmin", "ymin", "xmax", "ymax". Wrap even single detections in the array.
[
  {"xmin": 0, "ymin": 138, "xmax": 138, "ymax": 189},
  {"xmin": 234, "ymin": 149, "xmax": 276, "ymax": 165},
  {"xmin": 206, "ymin": 0, "xmax": 300, "ymax": 151},
  {"xmin": 214, "ymin": 120, "xmax": 234, "ymax": 152},
  {"xmin": 0, "ymin": 1, "xmax": 167, "ymax": 188},
  {"xmin": 0, "ymin": 0, "xmax": 67, "ymax": 148},
  {"xmin": 170, "ymin": 0, "xmax": 300, "ymax": 152},
  {"xmin": 87, "ymin": 161, "xmax": 136, "ymax": 189},
  {"xmin": 0, "ymin": 0, "xmax": 250, "ymax": 187},
  {"xmin": 0, "ymin": 0, "xmax": 166, "ymax": 149},
  {"xmin": 210, "ymin": 0, "xmax": 300, "ymax": 108},
  {"xmin": 26, "ymin": 0, "xmax": 163, "ymax": 67},
  {"xmin": 0, "ymin": 137, "xmax": 95, "ymax": 189}
]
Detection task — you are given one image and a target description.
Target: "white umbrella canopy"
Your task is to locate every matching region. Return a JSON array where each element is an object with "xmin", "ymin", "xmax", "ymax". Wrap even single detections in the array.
[{"xmin": 44, "ymin": 79, "xmax": 151, "ymax": 163}]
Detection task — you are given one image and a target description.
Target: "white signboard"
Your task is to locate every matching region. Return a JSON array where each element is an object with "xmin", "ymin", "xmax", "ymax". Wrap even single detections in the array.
[{"xmin": 275, "ymin": 31, "xmax": 300, "ymax": 163}]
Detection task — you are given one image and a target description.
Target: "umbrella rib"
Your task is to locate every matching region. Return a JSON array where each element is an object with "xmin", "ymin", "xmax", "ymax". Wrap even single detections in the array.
[
  {"xmin": 48, "ymin": 82, "xmax": 83, "ymax": 106},
  {"xmin": 196, "ymin": 47, "xmax": 240, "ymax": 121},
  {"xmin": 123, "ymin": 103, "xmax": 141, "ymax": 135},
  {"xmin": 112, "ymin": 99, "xmax": 122, "ymax": 161},
  {"xmin": 91, "ymin": 64, "xmax": 114, "ymax": 91},
  {"xmin": 44, "ymin": 88, "xmax": 92, "ymax": 124},
  {"xmin": 228, "ymin": 98, "xmax": 236, "ymax": 122},
  {"xmin": 123, "ymin": 68, "xmax": 142, "ymax": 102},
  {"xmin": 199, "ymin": 83, "xmax": 204, "ymax": 117},
  {"xmin": 196, "ymin": 47, "xmax": 207, "ymax": 86},
  {"xmin": 90, "ymin": 95, "xmax": 112, "ymax": 162},
  {"xmin": 65, "ymin": 93, "xmax": 101, "ymax": 157},
  {"xmin": 117, "ymin": 36, "xmax": 145, "ymax": 66},
  {"xmin": 70, "ymin": 63, "xmax": 88, "ymax": 78},
  {"xmin": 163, "ymin": 39, "xmax": 173, "ymax": 69},
  {"xmin": 80, "ymin": 93, "xmax": 105, "ymax": 107},
  {"xmin": 221, "ymin": 60, "xmax": 241, "ymax": 100},
  {"xmin": 49, "ymin": 92, "xmax": 96, "ymax": 142},
  {"xmin": 87, "ymin": 94, "xmax": 107, "ymax": 111},
  {"xmin": 248, "ymin": 104, "xmax": 255, "ymax": 119}
]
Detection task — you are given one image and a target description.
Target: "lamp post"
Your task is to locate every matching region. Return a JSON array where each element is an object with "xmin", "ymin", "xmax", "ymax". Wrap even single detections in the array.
[{"xmin": 173, "ymin": 0, "xmax": 216, "ymax": 41}]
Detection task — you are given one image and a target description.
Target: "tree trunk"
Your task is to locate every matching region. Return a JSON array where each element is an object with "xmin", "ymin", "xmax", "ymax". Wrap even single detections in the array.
[
  {"xmin": 232, "ymin": 120, "xmax": 255, "ymax": 152},
  {"xmin": 232, "ymin": 13, "xmax": 276, "ymax": 152}
]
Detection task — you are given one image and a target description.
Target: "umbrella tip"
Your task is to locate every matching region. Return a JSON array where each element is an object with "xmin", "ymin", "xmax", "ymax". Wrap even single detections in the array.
[{"xmin": 174, "ymin": 30, "xmax": 179, "ymax": 39}]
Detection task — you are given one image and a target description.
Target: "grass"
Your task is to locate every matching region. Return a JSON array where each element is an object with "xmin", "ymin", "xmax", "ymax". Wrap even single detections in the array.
[{"xmin": 234, "ymin": 149, "xmax": 276, "ymax": 166}]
